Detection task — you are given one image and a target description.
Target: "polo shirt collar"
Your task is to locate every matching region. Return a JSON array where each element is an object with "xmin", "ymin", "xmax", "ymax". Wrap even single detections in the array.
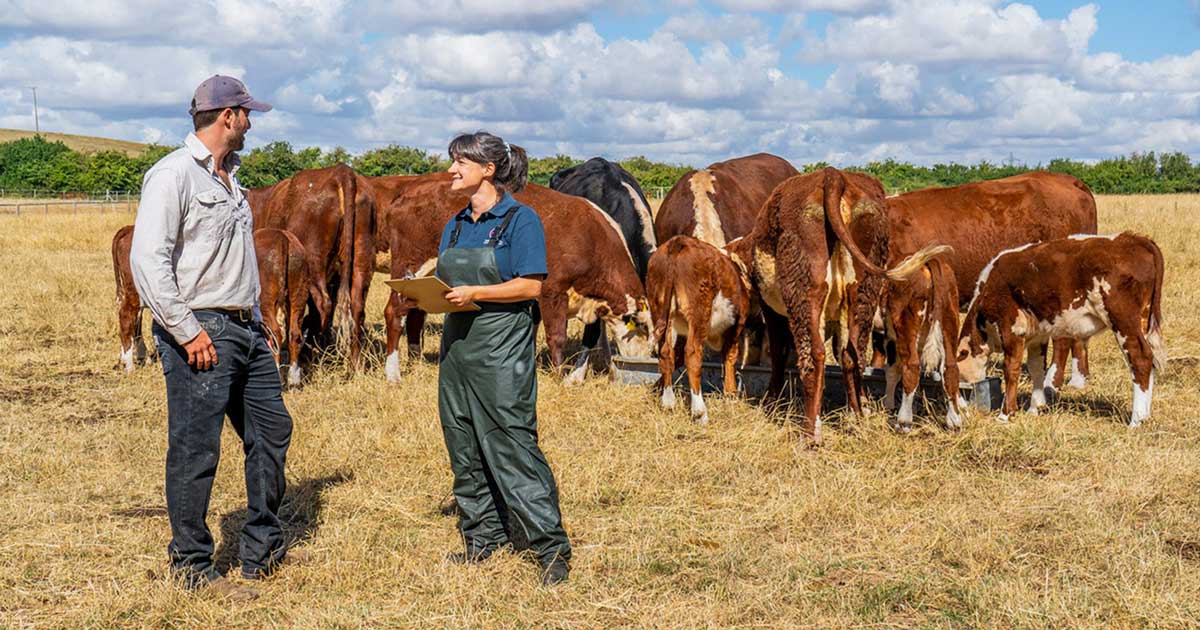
[
  {"xmin": 184, "ymin": 132, "xmax": 241, "ymax": 176},
  {"xmin": 457, "ymin": 192, "xmax": 518, "ymax": 222}
]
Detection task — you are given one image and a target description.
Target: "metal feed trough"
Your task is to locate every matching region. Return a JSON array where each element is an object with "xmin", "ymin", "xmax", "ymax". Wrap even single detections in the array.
[{"xmin": 610, "ymin": 356, "xmax": 1002, "ymax": 412}]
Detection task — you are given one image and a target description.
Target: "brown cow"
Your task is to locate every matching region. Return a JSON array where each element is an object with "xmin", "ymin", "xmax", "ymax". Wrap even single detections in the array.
[
  {"xmin": 884, "ymin": 172, "xmax": 1099, "ymax": 389},
  {"xmin": 745, "ymin": 168, "xmax": 945, "ymax": 443},
  {"xmin": 379, "ymin": 173, "xmax": 653, "ymax": 382},
  {"xmin": 957, "ymin": 233, "xmax": 1166, "ymax": 427},
  {"xmin": 253, "ymin": 228, "xmax": 315, "ymax": 388},
  {"xmin": 112, "ymin": 225, "xmax": 151, "ymax": 372},
  {"xmin": 250, "ymin": 165, "xmax": 376, "ymax": 370},
  {"xmin": 880, "ymin": 257, "xmax": 964, "ymax": 432},
  {"xmin": 647, "ymin": 236, "xmax": 753, "ymax": 424}
]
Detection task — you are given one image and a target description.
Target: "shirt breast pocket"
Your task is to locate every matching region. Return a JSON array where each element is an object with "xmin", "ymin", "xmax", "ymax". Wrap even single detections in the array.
[{"xmin": 190, "ymin": 189, "xmax": 233, "ymax": 240}]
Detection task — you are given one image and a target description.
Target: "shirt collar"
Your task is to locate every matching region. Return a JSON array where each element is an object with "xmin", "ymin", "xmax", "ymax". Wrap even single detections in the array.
[
  {"xmin": 457, "ymin": 192, "xmax": 518, "ymax": 222},
  {"xmin": 184, "ymin": 132, "xmax": 241, "ymax": 176}
]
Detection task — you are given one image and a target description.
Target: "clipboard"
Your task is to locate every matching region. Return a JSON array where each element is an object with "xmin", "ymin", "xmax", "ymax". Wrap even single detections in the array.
[{"xmin": 384, "ymin": 276, "xmax": 480, "ymax": 313}]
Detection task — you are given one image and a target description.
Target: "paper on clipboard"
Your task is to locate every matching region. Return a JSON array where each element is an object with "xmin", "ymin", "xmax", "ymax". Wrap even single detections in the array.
[{"xmin": 384, "ymin": 276, "xmax": 480, "ymax": 313}]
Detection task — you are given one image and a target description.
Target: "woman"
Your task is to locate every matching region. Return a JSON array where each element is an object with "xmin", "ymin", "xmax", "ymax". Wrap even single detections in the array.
[{"xmin": 436, "ymin": 131, "xmax": 571, "ymax": 585}]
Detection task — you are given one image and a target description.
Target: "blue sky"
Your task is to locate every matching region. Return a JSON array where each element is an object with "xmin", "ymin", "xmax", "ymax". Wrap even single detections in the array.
[{"xmin": 0, "ymin": 0, "xmax": 1198, "ymax": 167}]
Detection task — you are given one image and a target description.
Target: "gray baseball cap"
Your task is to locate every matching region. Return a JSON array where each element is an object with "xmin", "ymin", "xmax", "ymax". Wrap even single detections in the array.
[{"xmin": 188, "ymin": 75, "xmax": 273, "ymax": 116}]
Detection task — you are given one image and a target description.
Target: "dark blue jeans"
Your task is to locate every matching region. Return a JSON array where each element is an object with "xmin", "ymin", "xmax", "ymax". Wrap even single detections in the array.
[{"xmin": 152, "ymin": 309, "xmax": 293, "ymax": 586}]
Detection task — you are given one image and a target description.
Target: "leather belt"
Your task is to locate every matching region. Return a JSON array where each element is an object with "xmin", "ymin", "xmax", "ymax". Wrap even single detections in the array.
[{"xmin": 201, "ymin": 308, "xmax": 255, "ymax": 323}]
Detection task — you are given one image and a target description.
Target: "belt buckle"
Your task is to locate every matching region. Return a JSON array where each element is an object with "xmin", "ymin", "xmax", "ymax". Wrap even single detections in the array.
[{"xmin": 235, "ymin": 309, "xmax": 251, "ymax": 323}]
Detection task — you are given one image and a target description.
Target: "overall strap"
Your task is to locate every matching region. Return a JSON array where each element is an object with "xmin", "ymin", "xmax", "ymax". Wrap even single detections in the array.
[
  {"xmin": 448, "ymin": 218, "xmax": 466, "ymax": 248},
  {"xmin": 485, "ymin": 207, "xmax": 520, "ymax": 247}
]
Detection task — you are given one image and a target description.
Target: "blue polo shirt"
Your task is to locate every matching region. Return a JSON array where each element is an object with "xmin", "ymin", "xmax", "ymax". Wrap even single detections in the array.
[{"xmin": 437, "ymin": 192, "xmax": 548, "ymax": 282}]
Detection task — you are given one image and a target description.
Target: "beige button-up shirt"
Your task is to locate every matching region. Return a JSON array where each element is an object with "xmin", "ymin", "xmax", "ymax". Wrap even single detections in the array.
[{"xmin": 130, "ymin": 133, "xmax": 259, "ymax": 344}]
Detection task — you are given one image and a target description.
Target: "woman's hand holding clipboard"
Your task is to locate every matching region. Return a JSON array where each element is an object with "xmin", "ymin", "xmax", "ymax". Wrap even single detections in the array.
[{"xmin": 383, "ymin": 276, "xmax": 481, "ymax": 313}]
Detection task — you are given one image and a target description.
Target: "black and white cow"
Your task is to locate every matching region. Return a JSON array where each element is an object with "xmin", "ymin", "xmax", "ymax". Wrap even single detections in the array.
[{"xmin": 551, "ymin": 157, "xmax": 658, "ymax": 383}]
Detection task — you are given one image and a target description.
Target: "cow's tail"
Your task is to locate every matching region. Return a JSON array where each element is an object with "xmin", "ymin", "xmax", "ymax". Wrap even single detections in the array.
[
  {"xmin": 111, "ymin": 229, "xmax": 125, "ymax": 305},
  {"xmin": 886, "ymin": 244, "xmax": 954, "ymax": 282},
  {"xmin": 920, "ymin": 259, "xmax": 955, "ymax": 376},
  {"xmin": 647, "ymin": 255, "xmax": 676, "ymax": 351},
  {"xmin": 821, "ymin": 167, "xmax": 889, "ymax": 276},
  {"xmin": 335, "ymin": 172, "xmax": 354, "ymax": 344},
  {"xmin": 1146, "ymin": 237, "xmax": 1167, "ymax": 375}
]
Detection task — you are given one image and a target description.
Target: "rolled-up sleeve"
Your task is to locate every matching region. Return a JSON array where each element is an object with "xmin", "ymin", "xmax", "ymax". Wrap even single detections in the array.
[
  {"xmin": 508, "ymin": 208, "xmax": 548, "ymax": 278},
  {"xmin": 130, "ymin": 168, "xmax": 202, "ymax": 344}
]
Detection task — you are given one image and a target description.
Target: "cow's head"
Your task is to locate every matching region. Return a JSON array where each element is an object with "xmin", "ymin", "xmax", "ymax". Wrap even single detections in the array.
[
  {"xmin": 607, "ymin": 295, "xmax": 654, "ymax": 358},
  {"xmin": 956, "ymin": 306, "xmax": 996, "ymax": 384}
]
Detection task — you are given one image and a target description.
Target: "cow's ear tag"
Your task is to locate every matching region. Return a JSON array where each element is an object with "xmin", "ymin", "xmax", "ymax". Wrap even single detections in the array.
[{"xmin": 626, "ymin": 320, "xmax": 637, "ymax": 331}]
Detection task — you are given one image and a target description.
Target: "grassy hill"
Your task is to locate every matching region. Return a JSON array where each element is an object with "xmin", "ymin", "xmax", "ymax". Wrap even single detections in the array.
[{"xmin": 0, "ymin": 128, "xmax": 150, "ymax": 156}]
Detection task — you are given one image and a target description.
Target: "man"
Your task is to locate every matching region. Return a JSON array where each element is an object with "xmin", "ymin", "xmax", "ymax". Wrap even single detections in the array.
[{"xmin": 131, "ymin": 75, "xmax": 300, "ymax": 601}]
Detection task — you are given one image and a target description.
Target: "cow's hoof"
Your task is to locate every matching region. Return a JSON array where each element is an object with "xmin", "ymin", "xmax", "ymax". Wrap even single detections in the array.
[
  {"xmin": 385, "ymin": 351, "xmax": 403, "ymax": 383},
  {"xmin": 1067, "ymin": 374, "xmax": 1087, "ymax": 390},
  {"xmin": 660, "ymin": 387, "xmax": 677, "ymax": 410},
  {"xmin": 693, "ymin": 412, "xmax": 709, "ymax": 425},
  {"xmin": 997, "ymin": 413, "xmax": 1010, "ymax": 423},
  {"xmin": 1128, "ymin": 417, "xmax": 1143, "ymax": 428},
  {"xmin": 287, "ymin": 364, "xmax": 303, "ymax": 389},
  {"xmin": 563, "ymin": 367, "xmax": 587, "ymax": 387}
]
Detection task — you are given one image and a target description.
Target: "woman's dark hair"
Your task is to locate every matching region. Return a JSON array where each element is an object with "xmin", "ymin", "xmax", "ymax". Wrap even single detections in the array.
[{"xmin": 448, "ymin": 131, "xmax": 529, "ymax": 194}]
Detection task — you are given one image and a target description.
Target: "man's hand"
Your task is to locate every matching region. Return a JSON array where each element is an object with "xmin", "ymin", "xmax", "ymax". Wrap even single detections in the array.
[
  {"xmin": 445, "ymin": 285, "xmax": 479, "ymax": 307},
  {"xmin": 184, "ymin": 330, "xmax": 218, "ymax": 370}
]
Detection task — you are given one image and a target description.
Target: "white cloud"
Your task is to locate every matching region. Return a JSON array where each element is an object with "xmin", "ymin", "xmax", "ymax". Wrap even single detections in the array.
[
  {"xmin": 0, "ymin": 0, "xmax": 350, "ymax": 49},
  {"xmin": 660, "ymin": 11, "xmax": 765, "ymax": 41},
  {"xmin": 1074, "ymin": 51, "xmax": 1200, "ymax": 93},
  {"xmin": 0, "ymin": 36, "xmax": 242, "ymax": 112},
  {"xmin": 354, "ymin": 0, "xmax": 605, "ymax": 33},
  {"xmin": 710, "ymin": 0, "xmax": 886, "ymax": 13},
  {"xmin": 0, "ymin": 0, "xmax": 1197, "ymax": 169},
  {"xmin": 804, "ymin": 1, "xmax": 1097, "ymax": 65}
]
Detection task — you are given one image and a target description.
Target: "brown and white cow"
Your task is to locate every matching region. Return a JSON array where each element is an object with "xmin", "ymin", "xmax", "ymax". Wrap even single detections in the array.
[
  {"xmin": 880, "ymin": 256, "xmax": 964, "ymax": 432},
  {"xmin": 957, "ymin": 233, "xmax": 1166, "ymax": 426},
  {"xmin": 647, "ymin": 235, "xmax": 753, "ymax": 424},
  {"xmin": 884, "ymin": 172, "xmax": 1099, "ymax": 389},
  {"xmin": 654, "ymin": 152, "xmax": 799, "ymax": 247},
  {"xmin": 254, "ymin": 228, "xmax": 317, "ymax": 388},
  {"xmin": 745, "ymin": 167, "xmax": 945, "ymax": 443},
  {"xmin": 379, "ymin": 173, "xmax": 653, "ymax": 382},
  {"xmin": 249, "ymin": 164, "xmax": 377, "ymax": 371},
  {"xmin": 112, "ymin": 225, "xmax": 151, "ymax": 373},
  {"xmin": 654, "ymin": 153, "xmax": 799, "ymax": 366}
]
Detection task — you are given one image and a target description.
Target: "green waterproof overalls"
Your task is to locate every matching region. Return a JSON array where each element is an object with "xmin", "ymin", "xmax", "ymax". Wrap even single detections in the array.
[{"xmin": 436, "ymin": 209, "xmax": 571, "ymax": 566}]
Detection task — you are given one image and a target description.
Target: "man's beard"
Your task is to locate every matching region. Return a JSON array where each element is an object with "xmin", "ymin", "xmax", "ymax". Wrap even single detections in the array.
[{"xmin": 229, "ymin": 130, "xmax": 246, "ymax": 152}]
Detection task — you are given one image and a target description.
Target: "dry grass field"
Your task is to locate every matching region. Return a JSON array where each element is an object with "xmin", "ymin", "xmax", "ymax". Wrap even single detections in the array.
[
  {"xmin": 3, "ymin": 195, "xmax": 1200, "ymax": 629},
  {"xmin": 0, "ymin": 128, "xmax": 150, "ymax": 156}
]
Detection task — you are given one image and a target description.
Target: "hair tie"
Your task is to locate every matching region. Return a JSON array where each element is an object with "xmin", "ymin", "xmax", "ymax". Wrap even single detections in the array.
[{"xmin": 503, "ymin": 141, "xmax": 511, "ymax": 158}]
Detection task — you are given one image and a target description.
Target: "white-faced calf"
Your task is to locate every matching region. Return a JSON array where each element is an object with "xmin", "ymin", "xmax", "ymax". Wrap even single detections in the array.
[
  {"xmin": 881, "ymin": 257, "xmax": 965, "ymax": 432},
  {"xmin": 647, "ymin": 235, "xmax": 753, "ymax": 424},
  {"xmin": 957, "ymin": 232, "xmax": 1165, "ymax": 426}
]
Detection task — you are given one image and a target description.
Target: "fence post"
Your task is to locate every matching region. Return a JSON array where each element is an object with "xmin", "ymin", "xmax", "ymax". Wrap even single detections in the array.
[
  {"xmin": 14, "ymin": 205, "xmax": 19, "ymax": 216},
  {"xmin": 44, "ymin": 203, "xmax": 49, "ymax": 215}
]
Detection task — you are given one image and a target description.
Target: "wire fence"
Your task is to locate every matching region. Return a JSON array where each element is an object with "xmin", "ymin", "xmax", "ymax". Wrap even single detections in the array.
[
  {"xmin": 0, "ymin": 189, "xmax": 138, "ymax": 201},
  {"xmin": 0, "ymin": 198, "xmax": 137, "ymax": 216}
]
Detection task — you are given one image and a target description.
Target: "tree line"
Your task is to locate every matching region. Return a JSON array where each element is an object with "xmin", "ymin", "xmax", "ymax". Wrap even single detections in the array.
[{"xmin": 2, "ymin": 135, "xmax": 1198, "ymax": 196}]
